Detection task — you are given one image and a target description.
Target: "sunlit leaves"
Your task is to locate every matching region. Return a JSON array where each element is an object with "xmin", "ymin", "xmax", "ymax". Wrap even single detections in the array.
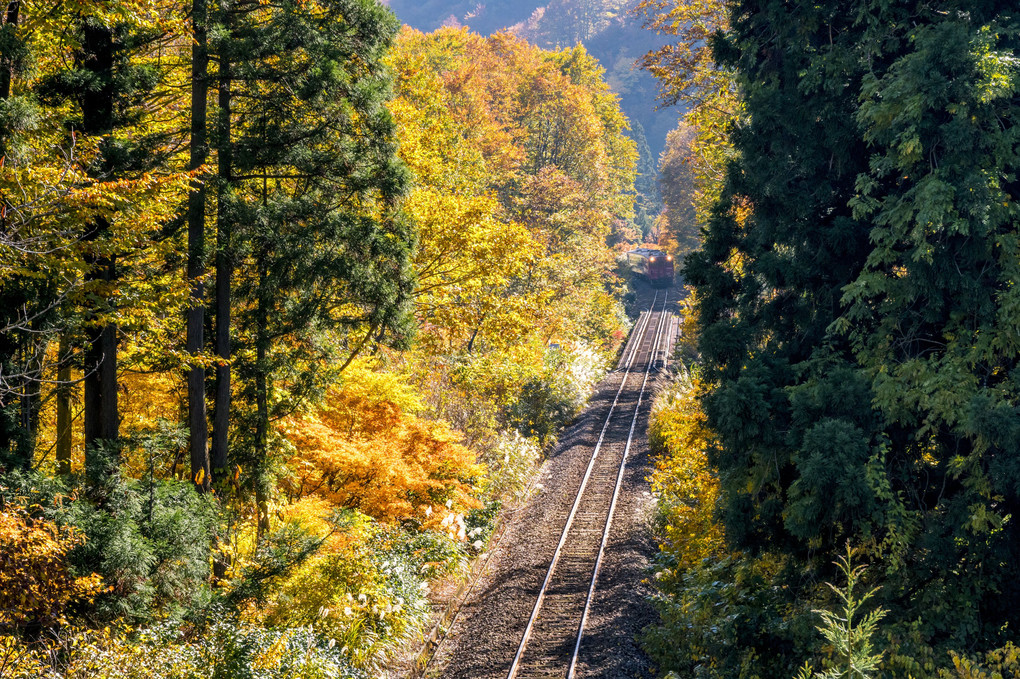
[
  {"xmin": 278, "ymin": 359, "xmax": 481, "ymax": 524},
  {"xmin": 637, "ymin": 0, "xmax": 739, "ymax": 253},
  {"xmin": 389, "ymin": 27, "xmax": 634, "ymax": 354},
  {"xmin": 648, "ymin": 369, "xmax": 724, "ymax": 572},
  {"xmin": 0, "ymin": 505, "xmax": 104, "ymax": 628}
]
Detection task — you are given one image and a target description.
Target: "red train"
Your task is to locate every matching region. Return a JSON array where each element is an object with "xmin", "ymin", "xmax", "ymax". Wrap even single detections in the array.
[{"xmin": 624, "ymin": 248, "xmax": 675, "ymax": 288}]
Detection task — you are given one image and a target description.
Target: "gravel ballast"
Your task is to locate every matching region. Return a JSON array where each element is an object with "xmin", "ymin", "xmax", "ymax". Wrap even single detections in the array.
[{"xmin": 426, "ymin": 286, "xmax": 673, "ymax": 678}]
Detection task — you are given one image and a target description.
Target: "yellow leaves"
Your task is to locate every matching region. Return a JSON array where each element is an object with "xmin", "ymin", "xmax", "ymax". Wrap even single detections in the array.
[
  {"xmin": 389, "ymin": 26, "xmax": 634, "ymax": 355},
  {"xmin": 333, "ymin": 357, "xmax": 424, "ymax": 426},
  {"xmin": 640, "ymin": 0, "xmax": 739, "ymax": 255},
  {"xmin": 283, "ymin": 413, "xmax": 479, "ymax": 522},
  {"xmin": 409, "ymin": 188, "xmax": 534, "ymax": 290},
  {"xmin": 649, "ymin": 371, "xmax": 726, "ymax": 570},
  {"xmin": 409, "ymin": 188, "xmax": 543, "ymax": 350},
  {"xmin": 0, "ymin": 505, "xmax": 104, "ymax": 629},
  {"xmin": 253, "ymin": 634, "xmax": 289, "ymax": 672}
]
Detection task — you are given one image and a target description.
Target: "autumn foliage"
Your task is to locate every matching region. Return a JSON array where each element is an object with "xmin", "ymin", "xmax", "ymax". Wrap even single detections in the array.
[
  {"xmin": 0, "ymin": 506, "xmax": 103, "ymax": 629},
  {"xmin": 0, "ymin": 0, "xmax": 636, "ymax": 673},
  {"xmin": 638, "ymin": 0, "xmax": 737, "ymax": 256},
  {"xmin": 279, "ymin": 361, "xmax": 480, "ymax": 525},
  {"xmin": 389, "ymin": 28, "xmax": 635, "ymax": 355},
  {"xmin": 647, "ymin": 368, "xmax": 724, "ymax": 572}
]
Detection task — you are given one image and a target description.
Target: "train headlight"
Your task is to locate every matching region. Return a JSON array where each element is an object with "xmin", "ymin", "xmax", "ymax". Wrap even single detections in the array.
[
  {"xmin": 667, "ymin": 255, "xmax": 673, "ymax": 261},
  {"xmin": 649, "ymin": 256, "xmax": 656, "ymax": 262}
]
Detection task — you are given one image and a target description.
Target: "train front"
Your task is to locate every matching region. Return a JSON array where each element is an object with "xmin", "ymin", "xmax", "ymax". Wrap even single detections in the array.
[{"xmin": 646, "ymin": 252, "xmax": 675, "ymax": 288}]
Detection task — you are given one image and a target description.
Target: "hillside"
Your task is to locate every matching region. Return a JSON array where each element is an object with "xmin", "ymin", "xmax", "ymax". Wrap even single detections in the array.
[{"xmin": 382, "ymin": 0, "xmax": 681, "ymax": 217}]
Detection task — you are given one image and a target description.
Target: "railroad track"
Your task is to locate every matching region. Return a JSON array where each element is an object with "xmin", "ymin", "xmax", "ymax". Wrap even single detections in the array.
[{"xmin": 505, "ymin": 291, "xmax": 675, "ymax": 679}]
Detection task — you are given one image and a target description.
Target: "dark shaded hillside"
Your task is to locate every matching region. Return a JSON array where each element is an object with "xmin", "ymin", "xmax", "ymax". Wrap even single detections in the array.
[{"xmin": 581, "ymin": 18, "xmax": 676, "ymax": 178}]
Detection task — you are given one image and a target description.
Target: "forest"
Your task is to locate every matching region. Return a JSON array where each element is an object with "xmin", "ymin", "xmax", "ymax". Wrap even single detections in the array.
[
  {"xmin": 0, "ymin": 0, "xmax": 640, "ymax": 674},
  {"xmin": 385, "ymin": 0, "xmax": 677, "ymax": 192},
  {"xmin": 4, "ymin": 0, "xmax": 1020, "ymax": 676}
]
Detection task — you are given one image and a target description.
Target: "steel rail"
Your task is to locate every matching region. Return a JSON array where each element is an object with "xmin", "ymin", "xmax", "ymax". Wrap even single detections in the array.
[
  {"xmin": 505, "ymin": 291, "xmax": 665, "ymax": 679},
  {"xmin": 413, "ymin": 303, "xmax": 660, "ymax": 679},
  {"xmin": 615, "ymin": 298, "xmax": 655, "ymax": 370},
  {"xmin": 567, "ymin": 291, "xmax": 671, "ymax": 677}
]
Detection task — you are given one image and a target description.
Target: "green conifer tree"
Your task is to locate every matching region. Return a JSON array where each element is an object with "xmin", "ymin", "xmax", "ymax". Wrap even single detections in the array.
[
  {"xmin": 685, "ymin": 0, "xmax": 1020, "ymax": 651},
  {"xmin": 212, "ymin": 0, "xmax": 414, "ymax": 531}
]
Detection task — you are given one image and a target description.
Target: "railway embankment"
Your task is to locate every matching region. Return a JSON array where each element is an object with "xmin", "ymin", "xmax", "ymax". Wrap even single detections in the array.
[{"xmin": 421, "ymin": 285, "xmax": 679, "ymax": 678}]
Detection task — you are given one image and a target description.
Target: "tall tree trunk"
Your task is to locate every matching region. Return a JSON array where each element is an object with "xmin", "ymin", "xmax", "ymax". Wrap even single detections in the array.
[
  {"xmin": 187, "ymin": 0, "xmax": 210, "ymax": 491},
  {"xmin": 0, "ymin": 1, "xmax": 19, "ymax": 102},
  {"xmin": 16, "ymin": 337, "xmax": 45, "ymax": 464},
  {"xmin": 83, "ymin": 251, "xmax": 118, "ymax": 478},
  {"xmin": 56, "ymin": 336, "xmax": 72, "ymax": 475},
  {"xmin": 79, "ymin": 21, "xmax": 118, "ymax": 481},
  {"xmin": 0, "ymin": 3, "xmax": 22, "ymax": 462},
  {"xmin": 254, "ymin": 268, "xmax": 270, "ymax": 537},
  {"xmin": 98, "ymin": 303, "xmax": 117, "ymax": 439},
  {"xmin": 211, "ymin": 28, "xmax": 232, "ymax": 480}
]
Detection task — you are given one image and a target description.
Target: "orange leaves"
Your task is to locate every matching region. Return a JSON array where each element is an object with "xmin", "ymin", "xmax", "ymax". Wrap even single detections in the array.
[
  {"xmin": 0, "ymin": 506, "xmax": 104, "ymax": 629},
  {"xmin": 279, "ymin": 360, "xmax": 481, "ymax": 526},
  {"xmin": 388, "ymin": 27, "xmax": 634, "ymax": 355},
  {"xmin": 283, "ymin": 410, "xmax": 479, "ymax": 524}
]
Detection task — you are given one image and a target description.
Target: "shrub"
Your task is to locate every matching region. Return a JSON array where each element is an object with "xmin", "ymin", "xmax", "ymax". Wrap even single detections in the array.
[
  {"xmin": 0, "ymin": 505, "xmax": 103, "ymax": 630},
  {"xmin": 643, "ymin": 367, "xmax": 815, "ymax": 679},
  {"xmin": 407, "ymin": 354, "xmax": 501, "ymax": 449},
  {"xmin": 941, "ymin": 643, "xmax": 1020, "ymax": 679},
  {"xmin": 647, "ymin": 366, "xmax": 724, "ymax": 571},
  {"xmin": 644, "ymin": 552, "xmax": 811, "ymax": 679},
  {"xmin": 554, "ymin": 342, "xmax": 610, "ymax": 412},
  {"xmin": 0, "ymin": 618, "xmax": 368, "ymax": 679},
  {"xmin": 479, "ymin": 430, "xmax": 541, "ymax": 506},
  {"xmin": 59, "ymin": 472, "xmax": 217, "ymax": 622},
  {"xmin": 251, "ymin": 503, "xmax": 461, "ymax": 672},
  {"xmin": 795, "ymin": 547, "xmax": 887, "ymax": 679},
  {"xmin": 507, "ymin": 342, "xmax": 610, "ymax": 444},
  {"xmin": 0, "ymin": 464, "xmax": 216, "ymax": 625},
  {"xmin": 279, "ymin": 360, "xmax": 482, "ymax": 525}
]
